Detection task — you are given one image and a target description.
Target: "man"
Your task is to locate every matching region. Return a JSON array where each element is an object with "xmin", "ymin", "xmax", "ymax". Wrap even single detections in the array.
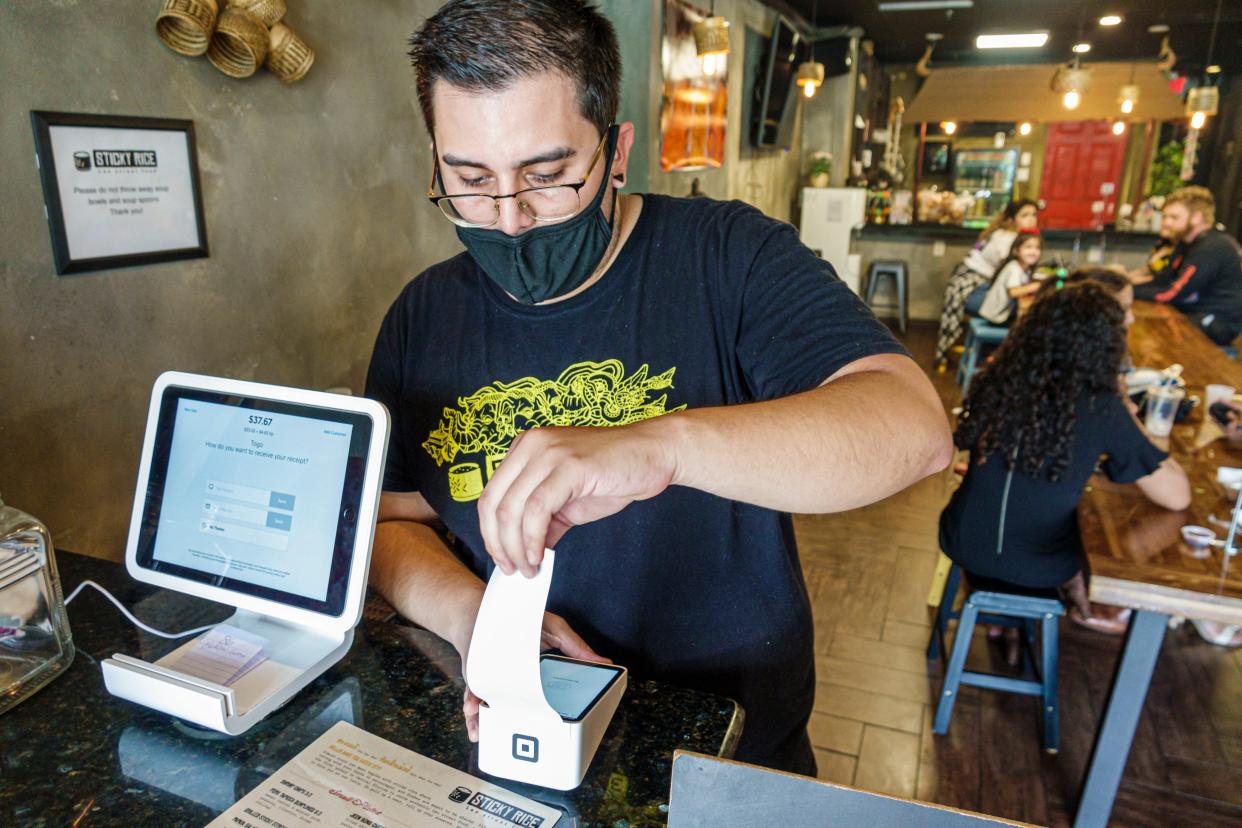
[
  {"xmin": 1131, "ymin": 186, "xmax": 1242, "ymax": 346},
  {"xmin": 364, "ymin": 0, "xmax": 951, "ymax": 775}
]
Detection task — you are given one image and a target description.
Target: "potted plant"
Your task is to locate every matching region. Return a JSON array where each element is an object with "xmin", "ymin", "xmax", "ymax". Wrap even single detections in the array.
[{"xmin": 806, "ymin": 151, "xmax": 832, "ymax": 188}]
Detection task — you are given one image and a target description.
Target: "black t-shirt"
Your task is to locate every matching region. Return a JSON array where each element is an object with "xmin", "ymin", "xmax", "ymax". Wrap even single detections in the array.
[
  {"xmin": 940, "ymin": 394, "xmax": 1166, "ymax": 588},
  {"xmin": 364, "ymin": 194, "xmax": 905, "ymax": 771},
  {"xmin": 1134, "ymin": 229, "xmax": 1242, "ymax": 343}
]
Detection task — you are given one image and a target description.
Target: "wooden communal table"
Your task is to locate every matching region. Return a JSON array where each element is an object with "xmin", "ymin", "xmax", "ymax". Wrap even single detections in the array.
[{"xmin": 1074, "ymin": 301, "xmax": 1242, "ymax": 828}]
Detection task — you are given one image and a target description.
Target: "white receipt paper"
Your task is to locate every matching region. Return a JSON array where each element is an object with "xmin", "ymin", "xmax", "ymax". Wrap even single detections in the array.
[
  {"xmin": 175, "ymin": 624, "xmax": 267, "ymax": 686},
  {"xmin": 206, "ymin": 721, "xmax": 560, "ymax": 828},
  {"xmin": 466, "ymin": 548, "xmax": 562, "ymax": 727}
]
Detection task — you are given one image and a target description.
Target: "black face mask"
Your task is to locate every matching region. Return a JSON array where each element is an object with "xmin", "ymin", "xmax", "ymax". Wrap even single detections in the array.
[{"xmin": 456, "ymin": 126, "xmax": 620, "ymax": 305}]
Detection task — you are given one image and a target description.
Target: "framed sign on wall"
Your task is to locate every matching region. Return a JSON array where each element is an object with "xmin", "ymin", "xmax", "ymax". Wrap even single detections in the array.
[{"xmin": 30, "ymin": 111, "xmax": 209, "ymax": 275}]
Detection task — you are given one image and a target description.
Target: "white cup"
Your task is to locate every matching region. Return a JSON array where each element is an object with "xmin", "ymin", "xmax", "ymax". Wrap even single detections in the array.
[
  {"xmin": 1206, "ymin": 384, "xmax": 1236, "ymax": 408},
  {"xmin": 1145, "ymin": 386, "xmax": 1184, "ymax": 437}
]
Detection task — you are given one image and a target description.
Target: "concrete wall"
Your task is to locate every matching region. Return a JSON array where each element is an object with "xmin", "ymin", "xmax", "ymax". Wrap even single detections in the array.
[{"xmin": 1, "ymin": 0, "xmax": 460, "ymax": 560}]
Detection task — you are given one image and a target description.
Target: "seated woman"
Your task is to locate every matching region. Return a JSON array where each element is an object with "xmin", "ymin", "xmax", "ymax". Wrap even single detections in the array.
[
  {"xmin": 934, "ymin": 199, "xmax": 1039, "ymax": 368},
  {"xmin": 971, "ymin": 230, "xmax": 1043, "ymax": 326},
  {"xmin": 940, "ymin": 282, "xmax": 1191, "ymax": 654}
]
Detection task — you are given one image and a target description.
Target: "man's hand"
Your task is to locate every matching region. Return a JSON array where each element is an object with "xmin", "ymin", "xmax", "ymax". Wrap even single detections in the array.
[
  {"xmin": 462, "ymin": 610, "xmax": 609, "ymax": 741},
  {"xmin": 477, "ymin": 424, "xmax": 675, "ymax": 577}
]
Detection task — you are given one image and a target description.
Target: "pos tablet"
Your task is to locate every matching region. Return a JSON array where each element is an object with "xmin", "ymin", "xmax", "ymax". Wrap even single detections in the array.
[{"xmin": 101, "ymin": 371, "xmax": 389, "ymax": 734}]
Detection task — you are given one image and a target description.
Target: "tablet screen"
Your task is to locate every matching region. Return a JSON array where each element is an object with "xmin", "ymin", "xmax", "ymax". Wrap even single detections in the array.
[
  {"xmin": 540, "ymin": 655, "xmax": 623, "ymax": 722},
  {"xmin": 133, "ymin": 386, "xmax": 374, "ymax": 615}
]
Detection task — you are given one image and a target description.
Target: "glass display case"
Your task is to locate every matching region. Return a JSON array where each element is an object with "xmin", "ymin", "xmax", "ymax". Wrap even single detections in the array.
[{"xmin": 952, "ymin": 149, "xmax": 1019, "ymax": 228}]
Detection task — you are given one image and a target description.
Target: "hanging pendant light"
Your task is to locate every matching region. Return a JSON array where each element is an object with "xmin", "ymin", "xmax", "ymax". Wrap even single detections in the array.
[
  {"xmin": 1118, "ymin": 63, "xmax": 1139, "ymax": 114},
  {"xmin": 1052, "ymin": 10, "xmax": 1091, "ymax": 111},
  {"xmin": 795, "ymin": 0, "xmax": 825, "ymax": 99},
  {"xmin": 796, "ymin": 60, "xmax": 826, "ymax": 98},
  {"xmin": 1186, "ymin": 86, "xmax": 1218, "ymax": 130},
  {"xmin": 693, "ymin": 0, "xmax": 730, "ymax": 71},
  {"xmin": 1185, "ymin": 0, "xmax": 1223, "ymax": 129}
]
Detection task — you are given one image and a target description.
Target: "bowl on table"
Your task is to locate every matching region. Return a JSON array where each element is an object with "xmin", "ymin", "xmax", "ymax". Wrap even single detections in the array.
[{"xmin": 1181, "ymin": 525, "xmax": 1217, "ymax": 558}]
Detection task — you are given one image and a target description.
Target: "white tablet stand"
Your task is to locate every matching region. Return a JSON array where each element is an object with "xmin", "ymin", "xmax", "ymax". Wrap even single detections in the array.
[
  {"xmin": 466, "ymin": 548, "xmax": 627, "ymax": 790},
  {"xmin": 101, "ymin": 372, "xmax": 389, "ymax": 735}
]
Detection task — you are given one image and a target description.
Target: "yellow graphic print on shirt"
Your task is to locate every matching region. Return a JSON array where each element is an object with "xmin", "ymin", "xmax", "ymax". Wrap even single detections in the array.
[{"xmin": 423, "ymin": 359, "xmax": 687, "ymax": 502}]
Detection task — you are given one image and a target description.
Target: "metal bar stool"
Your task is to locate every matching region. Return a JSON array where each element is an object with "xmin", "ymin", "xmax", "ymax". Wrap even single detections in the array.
[
  {"xmin": 863, "ymin": 260, "xmax": 908, "ymax": 334},
  {"xmin": 927, "ymin": 562, "xmax": 1064, "ymax": 753},
  {"xmin": 956, "ymin": 317, "xmax": 1008, "ymax": 396}
]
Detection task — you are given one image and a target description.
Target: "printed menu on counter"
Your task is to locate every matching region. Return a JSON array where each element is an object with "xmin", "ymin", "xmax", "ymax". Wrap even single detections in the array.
[{"xmin": 206, "ymin": 721, "xmax": 560, "ymax": 828}]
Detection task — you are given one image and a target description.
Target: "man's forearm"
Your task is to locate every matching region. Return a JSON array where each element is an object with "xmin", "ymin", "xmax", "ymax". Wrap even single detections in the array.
[
  {"xmin": 651, "ymin": 355, "xmax": 952, "ymax": 514},
  {"xmin": 370, "ymin": 520, "xmax": 484, "ymax": 658}
]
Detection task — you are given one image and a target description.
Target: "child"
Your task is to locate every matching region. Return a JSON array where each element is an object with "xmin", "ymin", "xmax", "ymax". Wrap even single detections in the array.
[
  {"xmin": 934, "ymin": 199, "xmax": 1039, "ymax": 366},
  {"xmin": 975, "ymin": 230, "xmax": 1042, "ymax": 325}
]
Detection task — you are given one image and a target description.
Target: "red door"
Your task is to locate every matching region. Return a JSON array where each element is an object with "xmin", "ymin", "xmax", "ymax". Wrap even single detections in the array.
[{"xmin": 1038, "ymin": 122, "xmax": 1128, "ymax": 229}]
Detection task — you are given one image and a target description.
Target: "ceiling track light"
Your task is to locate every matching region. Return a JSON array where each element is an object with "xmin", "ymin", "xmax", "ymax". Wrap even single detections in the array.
[{"xmin": 1098, "ymin": 15, "xmax": 1122, "ymax": 26}]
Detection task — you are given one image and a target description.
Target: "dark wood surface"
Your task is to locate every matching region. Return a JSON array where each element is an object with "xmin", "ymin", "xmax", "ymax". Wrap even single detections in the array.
[{"xmin": 1078, "ymin": 301, "xmax": 1242, "ymax": 623}]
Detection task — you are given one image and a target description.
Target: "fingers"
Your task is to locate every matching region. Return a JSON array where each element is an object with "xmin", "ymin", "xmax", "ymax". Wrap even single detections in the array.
[
  {"xmin": 477, "ymin": 432, "xmax": 535, "ymax": 576},
  {"xmin": 517, "ymin": 470, "xmax": 577, "ymax": 572},
  {"xmin": 480, "ymin": 430, "xmax": 577, "ymax": 578},
  {"xmin": 542, "ymin": 611, "xmax": 611, "ymax": 664},
  {"xmin": 463, "ymin": 687, "xmax": 481, "ymax": 743}
]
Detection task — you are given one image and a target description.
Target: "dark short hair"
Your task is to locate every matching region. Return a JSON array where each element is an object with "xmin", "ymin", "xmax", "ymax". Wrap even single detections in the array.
[{"xmin": 408, "ymin": 0, "xmax": 621, "ymax": 137}]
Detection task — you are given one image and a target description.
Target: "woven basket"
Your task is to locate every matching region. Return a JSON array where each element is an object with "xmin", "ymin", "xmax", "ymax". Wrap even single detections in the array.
[
  {"xmin": 155, "ymin": 0, "xmax": 219, "ymax": 57},
  {"xmin": 266, "ymin": 22, "xmax": 315, "ymax": 84},
  {"xmin": 207, "ymin": 7, "xmax": 269, "ymax": 78},
  {"xmin": 228, "ymin": 0, "xmax": 287, "ymax": 28}
]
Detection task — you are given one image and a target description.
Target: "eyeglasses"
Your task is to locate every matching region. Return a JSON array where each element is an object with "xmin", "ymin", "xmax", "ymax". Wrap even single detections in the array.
[{"xmin": 426, "ymin": 127, "xmax": 612, "ymax": 229}]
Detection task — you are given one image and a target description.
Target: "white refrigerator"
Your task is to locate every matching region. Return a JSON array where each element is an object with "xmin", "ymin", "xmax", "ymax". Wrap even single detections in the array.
[{"xmin": 797, "ymin": 187, "xmax": 867, "ymax": 294}]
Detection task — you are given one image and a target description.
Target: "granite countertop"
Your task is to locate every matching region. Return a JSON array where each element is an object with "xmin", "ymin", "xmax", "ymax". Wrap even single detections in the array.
[{"xmin": 1, "ymin": 551, "xmax": 741, "ymax": 827}]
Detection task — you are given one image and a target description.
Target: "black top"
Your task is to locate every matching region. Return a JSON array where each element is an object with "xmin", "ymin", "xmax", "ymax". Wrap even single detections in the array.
[
  {"xmin": 1134, "ymin": 229, "xmax": 1242, "ymax": 343},
  {"xmin": 364, "ymin": 194, "xmax": 905, "ymax": 772},
  {"xmin": 939, "ymin": 394, "xmax": 1167, "ymax": 588}
]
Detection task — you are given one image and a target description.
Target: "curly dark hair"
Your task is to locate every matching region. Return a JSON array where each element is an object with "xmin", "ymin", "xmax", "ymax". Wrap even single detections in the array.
[{"xmin": 955, "ymin": 281, "xmax": 1127, "ymax": 481}]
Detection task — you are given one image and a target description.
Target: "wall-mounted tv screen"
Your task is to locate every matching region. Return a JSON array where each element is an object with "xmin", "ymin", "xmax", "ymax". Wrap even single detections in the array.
[{"xmin": 751, "ymin": 17, "xmax": 807, "ymax": 149}]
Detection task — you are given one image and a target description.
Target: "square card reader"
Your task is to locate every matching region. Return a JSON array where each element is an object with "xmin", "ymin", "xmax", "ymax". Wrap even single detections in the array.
[
  {"xmin": 101, "ymin": 371, "xmax": 388, "ymax": 734},
  {"xmin": 466, "ymin": 547, "xmax": 627, "ymax": 790}
]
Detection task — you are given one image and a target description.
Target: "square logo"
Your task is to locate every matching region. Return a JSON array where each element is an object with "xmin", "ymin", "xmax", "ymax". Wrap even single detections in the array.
[
  {"xmin": 512, "ymin": 733, "xmax": 539, "ymax": 763},
  {"xmin": 448, "ymin": 785, "xmax": 472, "ymax": 803}
]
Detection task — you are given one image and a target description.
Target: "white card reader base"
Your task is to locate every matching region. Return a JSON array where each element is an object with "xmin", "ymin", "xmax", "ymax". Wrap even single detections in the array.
[
  {"xmin": 102, "ymin": 608, "xmax": 352, "ymax": 735},
  {"xmin": 467, "ymin": 548, "xmax": 627, "ymax": 790}
]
